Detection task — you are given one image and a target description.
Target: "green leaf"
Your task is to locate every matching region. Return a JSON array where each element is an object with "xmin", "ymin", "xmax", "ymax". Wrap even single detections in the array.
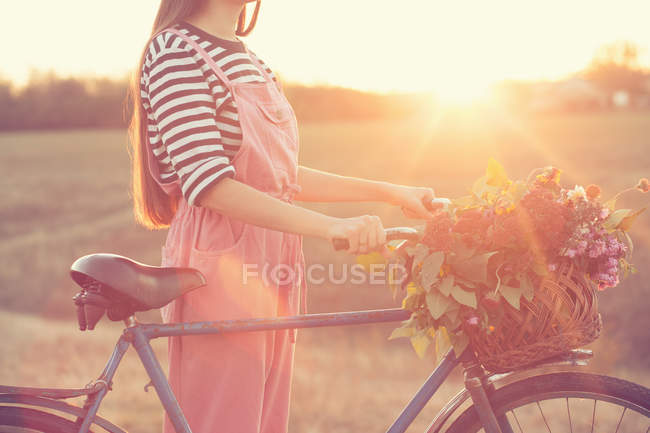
[
  {"xmin": 421, "ymin": 252, "xmax": 445, "ymax": 290},
  {"xmin": 426, "ymin": 291, "xmax": 452, "ymax": 319},
  {"xmin": 450, "ymin": 252, "xmax": 497, "ymax": 283},
  {"xmin": 617, "ymin": 208, "xmax": 646, "ymax": 231},
  {"xmin": 520, "ymin": 276, "xmax": 535, "ymax": 302},
  {"xmin": 500, "ymin": 284, "xmax": 523, "ymax": 309},
  {"xmin": 438, "ymin": 275, "xmax": 455, "ymax": 297},
  {"xmin": 408, "ymin": 243, "xmax": 430, "ymax": 272},
  {"xmin": 445, "ymin": 304, "xmax": 460, "ymax": 323},
  {"xmin": 410, "ymin": 333, "xmax": 430, "ymax": 359},
  {"xmin": 389, "ymin": 325, "xmax": 415, "ymax": 340},
  {"xmin": 604, "ymin": 209, "xmax": 633, "ymax": 231},
  {"xmin": 450, "ymin": 285, "xmax": 477, "ymax": 308},
  {"xmin": 449, "ymin": 332, "xmax": 470, "ymax": 357}
]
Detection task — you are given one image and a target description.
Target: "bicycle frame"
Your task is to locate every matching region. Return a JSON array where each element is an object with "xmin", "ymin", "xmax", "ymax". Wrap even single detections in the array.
[{"xmin": 73, "ymin": 307, "xmax": 495, "ymax": 433}]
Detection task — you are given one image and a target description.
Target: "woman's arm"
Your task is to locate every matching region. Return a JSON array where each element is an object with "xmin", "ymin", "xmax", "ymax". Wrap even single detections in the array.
[
  {"xmin": 196, "ymin": 177, "xmax": 386, "ymax": 254},
  {"xmin": 295, "ymin": 166, "xmax": 435, "ymax": 219}
]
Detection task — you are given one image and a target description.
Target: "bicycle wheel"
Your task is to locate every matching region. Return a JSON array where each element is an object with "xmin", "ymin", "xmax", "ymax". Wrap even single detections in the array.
[
  {"xmin": 0, "ymin": 406, "xmax": 80, "ymax": 433},
  {"xmin": 445, "ymin": 372, "xmax": 650, "ymax": 433}
]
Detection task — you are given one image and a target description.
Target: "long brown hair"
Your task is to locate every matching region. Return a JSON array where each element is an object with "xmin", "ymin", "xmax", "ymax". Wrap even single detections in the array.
[{"xmin": 128, "ymin": 0, "xmax": 261, "ymax": 229}]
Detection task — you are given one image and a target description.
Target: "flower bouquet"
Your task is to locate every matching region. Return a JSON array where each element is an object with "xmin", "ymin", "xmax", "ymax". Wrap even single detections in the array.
[{"xmin": 383, "ymin": 160, "xmax": 647, "ymax": 371}]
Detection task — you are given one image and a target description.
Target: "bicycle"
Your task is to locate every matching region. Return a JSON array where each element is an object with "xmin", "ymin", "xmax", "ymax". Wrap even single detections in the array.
[{"xmin": 1, "ymin": 226, "xmax": 649, "ymax": 433}]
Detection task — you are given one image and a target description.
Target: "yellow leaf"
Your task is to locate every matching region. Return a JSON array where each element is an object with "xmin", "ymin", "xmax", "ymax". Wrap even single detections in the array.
[
  {"xmin": 410, "ymin": 333, "xmax": 430, "ymax": 359},
  {"xmin": 406, "ymin": 282, "xmax": 420, "ymax": 295},
  {"xmin": 486, "ymin": 158, "xmax": 510, "ymax": 188},
  {"xmin": 356, "ymin": 251, "xmax": 386, "ymax": 273},
  {"xmin": 389, "ymin": 326, "xmax": 415, "ymax": 340},
  {"xmin": 426, "ymin": 291, "xmax": 452, "ymax": 319}
]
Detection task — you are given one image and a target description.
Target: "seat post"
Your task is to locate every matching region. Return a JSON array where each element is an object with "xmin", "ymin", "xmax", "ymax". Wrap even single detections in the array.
[{"xmin": 124, "ymin": 315, "xmax": 137, "ymax": 328}]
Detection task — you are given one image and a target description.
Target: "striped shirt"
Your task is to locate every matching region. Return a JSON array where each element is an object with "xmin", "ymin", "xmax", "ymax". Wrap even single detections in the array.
[{"xmin": 140, "ymin": 21, "xmax": 278, "ymax": 206}]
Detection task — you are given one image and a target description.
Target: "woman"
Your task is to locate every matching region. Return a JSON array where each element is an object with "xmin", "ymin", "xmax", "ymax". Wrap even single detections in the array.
[{"xmin": 129, "ymin": 1, "xmax": 435, "ymax": 432}]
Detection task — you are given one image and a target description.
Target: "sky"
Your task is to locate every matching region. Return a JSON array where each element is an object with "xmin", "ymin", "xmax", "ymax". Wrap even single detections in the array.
[{"xmin": 2, "ymin": 0, "xmax": 650, "ymax": 98}]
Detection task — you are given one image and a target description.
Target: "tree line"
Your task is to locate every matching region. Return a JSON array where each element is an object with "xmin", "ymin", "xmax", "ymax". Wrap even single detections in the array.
[
  {"xmin": 0, "ymin": 73, "xmax": 428, "ymax": 131},
  {"xmin": 1, "ymin": 42, "xmax": 647, "ymax": 130}
]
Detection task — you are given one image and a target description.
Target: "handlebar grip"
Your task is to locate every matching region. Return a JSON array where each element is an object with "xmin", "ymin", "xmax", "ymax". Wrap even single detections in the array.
[
  {"xmin": 333, "ymin": 238, "xmax": 349, "ymax": 251},
  {"xmin": 329, "ymin": 197, "xmax": 449, "ymax": 252},
  {"xmin": 332, "ymin": 227, "xmax": 420, "ymax": 251},
  {"xmin": 424, "ymin": 197, "xmax": 451, "ymax": 212}
]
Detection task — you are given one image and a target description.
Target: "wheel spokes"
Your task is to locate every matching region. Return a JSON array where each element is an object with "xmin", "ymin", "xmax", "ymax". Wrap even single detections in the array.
[
  {"xmin": 535, "ymin": 401, "xmax": 553, "ymax": 433},
  {"xmin": 566, "ymin": 398, "xmax": 573, "ymax": 433},
  {"xmin": 614, "ymin": 406, "xmax": 627, "ymax": 433},
  {"xmin": 510, "ymin": 409, "xmax": 523, "ymax": 433}
]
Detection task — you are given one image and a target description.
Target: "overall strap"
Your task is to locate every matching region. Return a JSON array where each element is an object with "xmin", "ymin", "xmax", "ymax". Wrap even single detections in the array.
[
  {"xmin": 245, "ymin": 47, "xmax": 280, "ymax": 89},
  {"xmin": 161, "ymin": 28, "xmax": 234, "ymax": 90}
]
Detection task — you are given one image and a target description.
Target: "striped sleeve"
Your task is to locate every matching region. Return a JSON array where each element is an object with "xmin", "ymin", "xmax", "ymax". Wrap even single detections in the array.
[{"xmin": 142, "ymin": 35, "xmax": 235, "ymax": 207}]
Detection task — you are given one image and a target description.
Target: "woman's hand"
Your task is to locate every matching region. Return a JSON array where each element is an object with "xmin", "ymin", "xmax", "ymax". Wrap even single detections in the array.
[
  {"xmin": 327, "ymin": 215, "xmax": 386, "ymax": 254},
  {"xmin": 386, "ymin": 184, "xmax": 436, "ymax": 219}
]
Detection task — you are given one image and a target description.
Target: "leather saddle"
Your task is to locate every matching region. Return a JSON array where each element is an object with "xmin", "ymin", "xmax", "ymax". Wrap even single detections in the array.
[{"xmin": 70, "ymin": 253, "xmax": 205, "ymax": 330}]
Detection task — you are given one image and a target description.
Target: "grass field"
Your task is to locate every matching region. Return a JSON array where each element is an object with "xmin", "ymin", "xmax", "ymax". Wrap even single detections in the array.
[{"xmin": 1, "ymin": 110, "xmax": 649, "ymax": 432}]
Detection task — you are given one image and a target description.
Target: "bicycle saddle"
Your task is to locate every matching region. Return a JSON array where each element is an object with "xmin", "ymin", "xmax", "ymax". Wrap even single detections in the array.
[{"xmin": 70, "ymin": 253, "xmax": 206, "ymax": 313}]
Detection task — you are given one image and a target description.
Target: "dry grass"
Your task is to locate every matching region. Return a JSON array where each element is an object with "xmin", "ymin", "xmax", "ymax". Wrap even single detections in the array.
[{"xmin": 0, "ymin": 110, "xmax": 649, "ymax": 431}]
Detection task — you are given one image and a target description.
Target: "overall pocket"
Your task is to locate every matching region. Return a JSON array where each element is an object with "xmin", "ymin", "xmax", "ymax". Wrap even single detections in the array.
[
  {"xmin": 184, "ymin": 211, "xmax": 269, "ymax": 321},
  {"xmin": 255, "ymin": 99, "xmax": 299, "ymax": 153}
]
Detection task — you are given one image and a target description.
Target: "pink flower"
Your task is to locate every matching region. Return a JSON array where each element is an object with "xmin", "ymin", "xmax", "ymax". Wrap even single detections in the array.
[
  {"xmin": 565, "ymin": 248, "xmax": 578, "ymax": 258},
  {"xmin": 606, "ymin": 237, "xmax": 626, "ymax": 256},
  {"xmin": 548, "ymin": 263, "xmax": 558, "ymax": 272},
  {"xmin": 576, "ymin": 240, "xmax": 588, "ymax": 254},
  {"xmin": 589, "ymin": 240, "xmax": 606, "ymax": 258},
  {"xmin": 466, "ymin": 316, "xmax": 480, "ymax": 326},
  {"xmin": 600, "ymin": 208, "xmax": 611, "ymax": 219}
]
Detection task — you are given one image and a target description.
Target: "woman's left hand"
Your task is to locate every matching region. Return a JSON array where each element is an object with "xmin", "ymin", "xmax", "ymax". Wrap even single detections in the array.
[{"xmin": 386, "ymin": 184, "xmax": 436, "ymax": 219}]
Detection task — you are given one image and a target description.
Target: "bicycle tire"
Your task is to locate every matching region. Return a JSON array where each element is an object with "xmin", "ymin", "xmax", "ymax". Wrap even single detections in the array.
[
  {"xmin": 0, "ymin": 406, "xmax": 81, "ymax": 433},
  {"xmin": 445, "ymin": 372, "xmax": 650, "ymax": 433}
]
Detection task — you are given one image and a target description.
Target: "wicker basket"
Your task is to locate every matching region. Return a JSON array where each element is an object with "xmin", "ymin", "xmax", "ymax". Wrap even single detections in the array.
[{"xmin": 465, "ymin": 264, "xmax": 602, "ymax": 373}]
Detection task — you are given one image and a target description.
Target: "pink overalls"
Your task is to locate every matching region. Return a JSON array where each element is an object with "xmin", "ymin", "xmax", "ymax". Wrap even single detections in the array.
[{"xmin": 145, "ymin": 28, "xmax": 305, "ymax": 433}]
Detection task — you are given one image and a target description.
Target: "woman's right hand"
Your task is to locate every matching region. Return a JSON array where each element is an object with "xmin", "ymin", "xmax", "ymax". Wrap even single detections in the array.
[{"xmin": 327, "ymin": 215, "xmax": 386, "ymax": 254}]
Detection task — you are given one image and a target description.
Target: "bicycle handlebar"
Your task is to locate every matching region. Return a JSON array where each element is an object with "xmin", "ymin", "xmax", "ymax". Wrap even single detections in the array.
[{"xmin": 332, "ymin": 198, "xmax": 450, "ymax": 251}]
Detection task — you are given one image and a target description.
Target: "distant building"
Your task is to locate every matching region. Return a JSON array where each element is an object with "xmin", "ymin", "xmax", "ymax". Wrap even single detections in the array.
[{"xmin": 529, "ymin": 78, "xmax": 608, "ymax": 112}]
